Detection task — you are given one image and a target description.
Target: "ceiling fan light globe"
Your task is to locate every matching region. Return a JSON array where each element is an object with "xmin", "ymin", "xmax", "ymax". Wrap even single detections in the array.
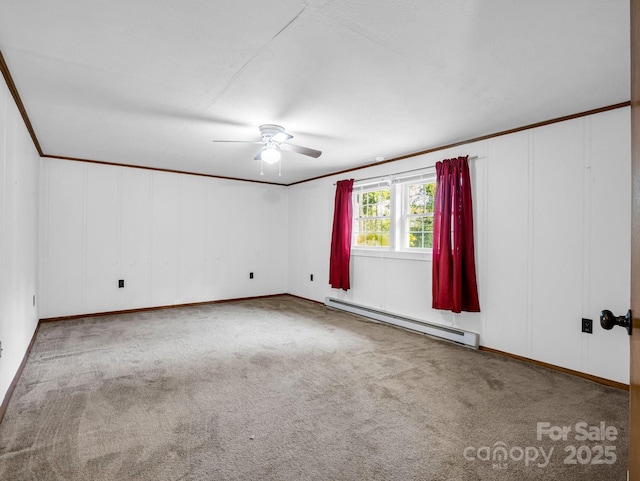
[{"xmin": 261, "ymin": 147, "xmax": 280, "ymax": 164}]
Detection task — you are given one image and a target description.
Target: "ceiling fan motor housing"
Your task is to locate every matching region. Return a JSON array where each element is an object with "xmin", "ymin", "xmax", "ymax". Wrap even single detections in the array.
[{"xmin": 259, "ymin": 124, "xmax": 286, "ymax": 142}]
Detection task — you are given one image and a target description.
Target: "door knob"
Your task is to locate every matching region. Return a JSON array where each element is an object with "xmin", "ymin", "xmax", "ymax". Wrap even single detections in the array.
[{"xmin": 599, "ymin": 309, "xmax": 632, "ymax": 336}]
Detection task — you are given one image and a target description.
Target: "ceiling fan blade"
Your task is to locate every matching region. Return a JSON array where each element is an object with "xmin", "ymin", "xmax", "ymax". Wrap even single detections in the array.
[
  {"xmin": 272, "ymin": 131, "xmax": 293, "ymax": 143},
  {"xmin": 280, "ymin": 143, "xmax": 322, "ymax": 158},
  {"xmin": 254, "ymin": 148, "xmax": 264, "ymax": 161},
  {"xmin": 212, "ymin": 140, "xmax": 263, "ymax": 144}
]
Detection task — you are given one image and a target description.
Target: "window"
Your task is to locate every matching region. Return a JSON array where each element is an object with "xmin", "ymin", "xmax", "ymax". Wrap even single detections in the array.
[
  {"xmin": 352, "ymin": 171, "xmax": 436, "ymax": 257},
  {"xmin": 403, "ymin": 181, "xmax": 436, "ymax": 250},
  {"xmin": 353, "ymin": 188, "xmax": 391, "ymax": 247}
]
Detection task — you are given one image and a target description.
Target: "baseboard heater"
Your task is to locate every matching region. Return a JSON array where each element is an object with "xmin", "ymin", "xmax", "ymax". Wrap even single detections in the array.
[{"xmin": 324, "ymin": 297, "xmax": 479, "ymax": 349}]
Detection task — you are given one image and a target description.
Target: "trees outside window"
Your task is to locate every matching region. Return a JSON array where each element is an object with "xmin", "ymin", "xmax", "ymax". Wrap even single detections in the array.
[
  {"xmin": 353, "ymin": 189, "xmax": 391, "ymax": 247},
  {"xmin": 404, "ymin": 182, "xmax": 436, "ymax": 249}
]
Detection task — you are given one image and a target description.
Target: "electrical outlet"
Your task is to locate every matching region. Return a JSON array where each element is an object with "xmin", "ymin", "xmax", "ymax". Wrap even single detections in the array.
[
  {"xmin": 118, "ymin": 279, "xmax": 125, "ymax": 288},
  {"xmin": 310, "ymin": 274, "xmax": 314, "ymax": 281},
  {"xmin": 249, "ymin": 272, "xmax": 254, "ymax": 279},
  {"xmin": 581, "ymin": 318, "xmax": 593, "ymax": 334}
]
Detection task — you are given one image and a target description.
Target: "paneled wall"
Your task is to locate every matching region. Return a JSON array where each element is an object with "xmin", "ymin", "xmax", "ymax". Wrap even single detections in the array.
[
  {"xmin": 288, "ymin": 108, "xmax": 631, "ymax": 384},
  {"xmin": 39, "ymin": 160, "xmax": 288, "ymax": 318},
  {"xmin": 0, "ymin": 83, "xmax": 40, "ymax": 404},
  {"xmin": 19, "ymin": 105, "xmax": 636, "ymax": 386}
]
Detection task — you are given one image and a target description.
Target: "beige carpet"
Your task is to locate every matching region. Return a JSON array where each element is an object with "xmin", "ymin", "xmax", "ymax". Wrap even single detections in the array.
[{"xmin": 0, "ymin": 295, "xmax": 629, "ymax": 480}]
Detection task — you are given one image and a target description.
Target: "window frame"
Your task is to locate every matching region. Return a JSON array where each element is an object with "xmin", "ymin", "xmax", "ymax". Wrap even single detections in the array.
[
  {"xmin": 351, "ymin": 183, "xmax": 393, "ymax": 251},
  {"xmin": 400, "ymin": 178, "xmax": 436, "ymax": 253},
  {"xmin": 351, "ymin": 170, "xmax": 436, "ymax": 261}
]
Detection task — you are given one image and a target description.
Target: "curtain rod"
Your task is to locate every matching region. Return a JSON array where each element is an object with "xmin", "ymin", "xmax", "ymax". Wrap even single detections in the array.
[{"xmin": 333, "ymin": 155, "xmax": 480, "ymax": 185}]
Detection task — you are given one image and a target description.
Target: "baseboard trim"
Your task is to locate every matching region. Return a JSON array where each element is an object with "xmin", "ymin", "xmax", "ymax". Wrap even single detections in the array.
[
  {"xmin": 285, "ymin": 294, "xmax": 325, "ymax": 305},
  {"xmin": 4, "ymin": 296, "xmax": 626, "ymax": 428},
  {"xmin": 0, "ymin": 323, "xmax": 40, "ymax": 424},
  {"xmin": 479, "ymin": 346, "xmax": 629, "ymax": 391},
  {"xmin": 288, "ymin": 297, "xmax": 629, "ymax": 390},
  {"xmin": 39, "ymin": 293, "xmax": 289, "ymax": 323},
  {"xmin": 288, "ymin": 296, "xmax": 629, "ymax": 389}
]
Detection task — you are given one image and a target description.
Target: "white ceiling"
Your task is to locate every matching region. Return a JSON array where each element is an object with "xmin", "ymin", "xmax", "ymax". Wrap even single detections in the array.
[{"xmin": 0, "ymin": 0, "xmax": 630, "ymax": 185}]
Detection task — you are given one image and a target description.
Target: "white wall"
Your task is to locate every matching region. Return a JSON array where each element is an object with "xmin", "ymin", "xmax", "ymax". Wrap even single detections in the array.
[
  {"xmin": 39, "ymin": 160, "xmax": 288, "ymax": 318},
  {"xmin": 27, "ymin": 106, "xmax": 634, "ymax": 384},
  {"xmin": 288, "ymin": 108, "xmax": 631, "ymax": 384},
  {"xmin": 0, "ymin": 83, "xmax": 40, "ymax": 404}
]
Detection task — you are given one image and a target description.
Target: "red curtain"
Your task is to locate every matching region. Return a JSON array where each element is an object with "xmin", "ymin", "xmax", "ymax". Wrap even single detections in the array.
[
  {"xmin": 329, "ymin": 179, "xmax": 354, "ymax": 290},
  {"xmin": 432, "ymin": 156, "xmax": 480, "ymax": 313}
]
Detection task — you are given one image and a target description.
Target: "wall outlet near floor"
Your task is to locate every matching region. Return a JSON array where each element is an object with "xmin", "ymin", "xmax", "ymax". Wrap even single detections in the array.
[{"xmin": 581, "ymin": 318, "xmax": 593, "ymax": 334}]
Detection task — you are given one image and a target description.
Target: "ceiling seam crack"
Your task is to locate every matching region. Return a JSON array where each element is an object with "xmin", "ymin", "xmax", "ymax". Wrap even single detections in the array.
[{"xmin": 202, "ymin": 5, "xmax": 308, "ymax": 113}]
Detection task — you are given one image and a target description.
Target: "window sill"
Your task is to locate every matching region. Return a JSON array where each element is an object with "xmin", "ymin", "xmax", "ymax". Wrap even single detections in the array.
[{"xmin": 351, "ymin": 248, "xmax": 432, "ymax": 262}]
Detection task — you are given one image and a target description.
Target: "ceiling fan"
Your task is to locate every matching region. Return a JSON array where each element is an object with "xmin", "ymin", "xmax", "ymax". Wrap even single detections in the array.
[{"xmin": 212, "ymin": 124, "xmax": 322, "ymax": 175}]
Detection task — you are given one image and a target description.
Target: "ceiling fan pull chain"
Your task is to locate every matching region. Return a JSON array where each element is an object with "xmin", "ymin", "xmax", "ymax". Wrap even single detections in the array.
[
  {"xmin": 278, "ymin": 158, "xmax": 282, "ymax": 176},
  {"xmin": 260, "ymin": 159, "xmax": 264, "ymax": 176}
]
